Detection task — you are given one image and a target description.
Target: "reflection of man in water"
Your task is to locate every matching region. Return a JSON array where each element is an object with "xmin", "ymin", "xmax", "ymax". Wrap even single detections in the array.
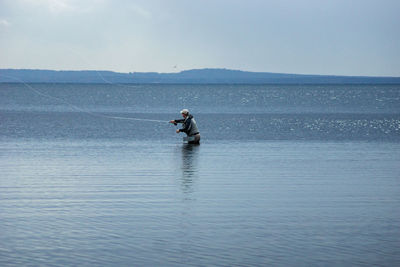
[
  {"xmin": 170, "ymin": 109, "xmax": 200, "ymax": 144},
  {"xmin": 179, "ymin": 144, "xmax": 200, "ymax": 195}
]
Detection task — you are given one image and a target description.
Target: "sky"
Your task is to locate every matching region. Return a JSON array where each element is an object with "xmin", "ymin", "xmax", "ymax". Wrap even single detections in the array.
[{"xmin": 0, "ymin": 0, "xmax": 399, "ymax": 76}]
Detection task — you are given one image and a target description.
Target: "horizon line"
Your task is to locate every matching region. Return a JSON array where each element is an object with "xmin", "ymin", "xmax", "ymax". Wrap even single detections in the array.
[{"xmin": 1, "ymin": 67, "xmax": 399, "ymax": 78}]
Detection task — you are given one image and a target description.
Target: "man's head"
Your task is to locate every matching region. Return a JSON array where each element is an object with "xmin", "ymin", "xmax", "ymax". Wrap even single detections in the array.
[{"xmin": 180, "ymin": 109, "xmax": 189, "ymax": 118}]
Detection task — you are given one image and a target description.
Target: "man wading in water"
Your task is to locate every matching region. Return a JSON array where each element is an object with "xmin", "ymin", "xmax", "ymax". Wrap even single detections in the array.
[{"xmin": 170, "ymin": 109, "xmax": 200, "ymax": 144}]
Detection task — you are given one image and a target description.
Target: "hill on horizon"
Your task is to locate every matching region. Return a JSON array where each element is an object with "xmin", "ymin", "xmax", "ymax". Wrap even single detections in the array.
[{"xmin": 0, "ymin": 68, "xmax": 399, "ymax": 84}]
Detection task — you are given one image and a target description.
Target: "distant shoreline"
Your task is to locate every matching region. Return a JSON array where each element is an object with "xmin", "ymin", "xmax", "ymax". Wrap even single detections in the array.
[{"xmin": 1, "ymin": 68, "xmax": 400, "ymax": 84}]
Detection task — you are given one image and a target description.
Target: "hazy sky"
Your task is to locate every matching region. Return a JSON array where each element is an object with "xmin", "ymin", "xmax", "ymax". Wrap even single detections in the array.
[{"xmin": 0, "ymin": 0, "xmax": 399, "ymax": 76}]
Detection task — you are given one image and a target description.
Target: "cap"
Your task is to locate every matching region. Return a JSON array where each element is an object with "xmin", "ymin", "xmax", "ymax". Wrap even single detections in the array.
[{"xmin": 180, "ymin": 109, "xmax": 189, "ymax": 115}]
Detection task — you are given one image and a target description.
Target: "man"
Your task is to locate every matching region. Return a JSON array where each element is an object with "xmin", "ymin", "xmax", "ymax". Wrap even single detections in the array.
[{"xmin": 170, "ymin": 109, "xmax": 200, "ymax": 144}]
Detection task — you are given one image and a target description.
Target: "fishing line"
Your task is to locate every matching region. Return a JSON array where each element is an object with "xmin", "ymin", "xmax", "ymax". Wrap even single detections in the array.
[
  {"xmin": 62, "ymin": 47, "xmax": 171, "ymax": 123},
  {"xmin": 0, "ymin": 74, "xmax": 169, "ymax": 124},
  {"xmin": 65, "ymin": 47, "xmax": 142, "ymax": 89}
]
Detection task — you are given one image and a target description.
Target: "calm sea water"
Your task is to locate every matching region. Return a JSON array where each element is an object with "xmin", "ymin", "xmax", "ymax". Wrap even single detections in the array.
[{"xmin": 1, "ymin": 83, "xmax": 400, "ymax": 266}]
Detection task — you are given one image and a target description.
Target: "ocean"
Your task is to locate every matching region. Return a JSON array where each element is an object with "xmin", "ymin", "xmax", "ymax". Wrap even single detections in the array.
[{"xmin": 1, "ymin": 83, "xmax": 400, "ymax": 266}]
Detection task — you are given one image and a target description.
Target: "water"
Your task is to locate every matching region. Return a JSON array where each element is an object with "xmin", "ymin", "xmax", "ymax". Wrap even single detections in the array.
[{"xmin": 1, "ymin": 83, "xmax": 400, "ymax": 266}]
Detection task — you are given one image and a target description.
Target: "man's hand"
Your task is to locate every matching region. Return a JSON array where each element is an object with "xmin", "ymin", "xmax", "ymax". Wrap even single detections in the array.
[{"xmin": 176, "ymin": 129, "xmax": 180, "ymax": 133}]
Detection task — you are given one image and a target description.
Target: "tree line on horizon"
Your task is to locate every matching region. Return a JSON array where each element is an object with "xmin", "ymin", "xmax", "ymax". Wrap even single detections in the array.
[{"xmin": 0, "ymin": 68, "xmax": 399, "ymax": 84}]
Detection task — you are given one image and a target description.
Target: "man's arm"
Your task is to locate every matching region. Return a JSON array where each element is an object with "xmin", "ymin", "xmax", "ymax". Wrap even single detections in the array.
[
  {"xmin": 179, "ymin": 117, "xmax": 192, "ymax": 133},
  {"xmin": 169, "ymin": 119, "xmax": 184, "ymax": 125}
]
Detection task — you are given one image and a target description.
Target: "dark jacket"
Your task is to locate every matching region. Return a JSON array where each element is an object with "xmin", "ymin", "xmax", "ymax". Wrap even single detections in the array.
[{"xmin": 175, "ymin": 114, "xmax": 199, "ymax": 136}]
